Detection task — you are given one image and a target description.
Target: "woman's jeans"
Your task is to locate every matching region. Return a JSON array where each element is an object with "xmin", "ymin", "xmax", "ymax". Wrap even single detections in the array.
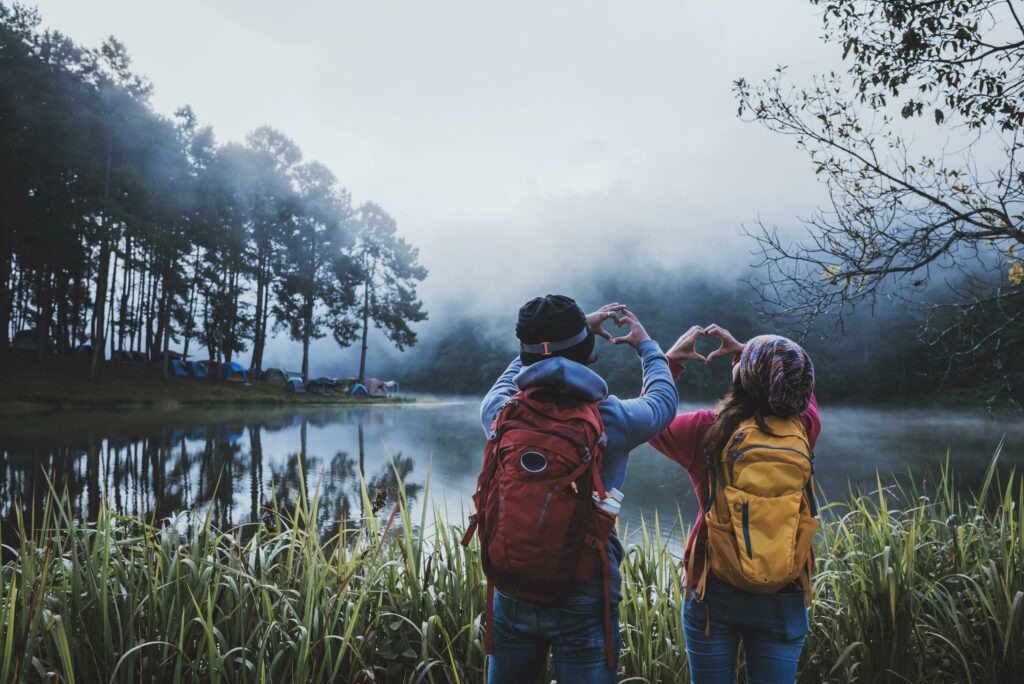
[
  {"xmin": 487, "ymin": 590, "xmax": 620, "ymax": 684},
  {"xmin": 683, "ymin": 578, "xmax": 809, "ymax": 684}
]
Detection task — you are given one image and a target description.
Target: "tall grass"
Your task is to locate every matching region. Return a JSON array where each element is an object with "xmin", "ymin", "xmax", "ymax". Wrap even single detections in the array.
[{"xmin": 0, "ymin": 453, "xmax": 1020, "ymax": 683}]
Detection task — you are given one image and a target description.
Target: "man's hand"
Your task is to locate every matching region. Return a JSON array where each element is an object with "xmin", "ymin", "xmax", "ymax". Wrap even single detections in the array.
[
  {"xmin": 586, "ymin": 303, "xmax": 627, "ymax": 343},
  {"xmin": 704, "ymin": 324, "xmax": 744, "ymax": 364},
  {"xmin": 667, "ymin": 325, "xmax": 707, "ymax": 363},
  {"xmin": 610, "ymin": 309, "xmax": 652, "ymax": 349}
]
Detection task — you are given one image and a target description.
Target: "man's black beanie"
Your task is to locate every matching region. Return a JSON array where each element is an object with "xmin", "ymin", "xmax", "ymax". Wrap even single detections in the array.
[{"xmin": 516, "ymin": 294, "xmax": 595, "ymax": 366}]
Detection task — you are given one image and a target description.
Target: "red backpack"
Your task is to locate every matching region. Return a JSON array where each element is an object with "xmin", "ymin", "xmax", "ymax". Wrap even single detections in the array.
[{"xmin": 461, "ymin": 387, "xmax": 618, "ymax": 669}]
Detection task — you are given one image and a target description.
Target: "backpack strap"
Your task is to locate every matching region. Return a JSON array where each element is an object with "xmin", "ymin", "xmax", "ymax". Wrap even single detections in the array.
[
  {"xmin": 685, "ymin": 451, "xmax": 716, "ymax": 603},
  {"xmin": 802, "ymin": 556, "xmax": 813, "ymax": 605},
  {"xmin": 484, "ymin": 580, "xmax": 495, "ymax": 656},
  {"xmin": 805, "ymin": 455, "xmax": 818, "ymax": 517},
  {"xmin": 598, "ymin": 539, "xmax": 615, "ymax": 670},
  {"xmin": 583, "ymin": 532, "xmax": 615, "ymax": 670}
]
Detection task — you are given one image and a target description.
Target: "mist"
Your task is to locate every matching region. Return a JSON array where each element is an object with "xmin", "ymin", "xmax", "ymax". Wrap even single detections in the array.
[{"xmin": 27, "ymin": 0, "xmax": 846, "ymax": 378}]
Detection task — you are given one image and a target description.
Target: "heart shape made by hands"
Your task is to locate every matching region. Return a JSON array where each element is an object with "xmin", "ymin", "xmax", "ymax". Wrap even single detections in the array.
[{"xmin": 700, "ymin": 326, "xmax": 735, "ymax": 364}]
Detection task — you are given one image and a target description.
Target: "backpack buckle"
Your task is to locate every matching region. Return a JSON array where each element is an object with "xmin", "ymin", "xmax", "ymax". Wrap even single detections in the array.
[{"xmin": 582, "ymin": 447, "xmax": 592, "ymax": 462}]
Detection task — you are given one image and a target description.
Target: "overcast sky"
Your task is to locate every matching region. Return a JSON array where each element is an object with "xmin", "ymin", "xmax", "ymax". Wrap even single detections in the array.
[{"xmin": 30, "ymin": 0, "xmax": 840, "ymax": 371}]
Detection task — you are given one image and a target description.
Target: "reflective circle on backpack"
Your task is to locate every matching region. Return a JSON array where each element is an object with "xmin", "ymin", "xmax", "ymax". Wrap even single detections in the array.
[{"xmin": 520, "ymin": 451, "xmax": 547, "ymax": 473}]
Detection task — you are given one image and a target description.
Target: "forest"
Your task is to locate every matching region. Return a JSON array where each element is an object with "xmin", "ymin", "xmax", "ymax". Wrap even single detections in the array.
[{"xmin": 0, "ymin": 3, "xmax": 426, "ymax": 384}]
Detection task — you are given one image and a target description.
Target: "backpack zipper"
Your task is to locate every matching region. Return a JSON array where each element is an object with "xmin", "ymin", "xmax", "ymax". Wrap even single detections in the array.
[
  {"xmin": 741, "ymin": 501, "xmax": 752, "ymax": 558},
  {"xmin": 727, "ymin": 444, "xmax": 812, "ymax": 482}
]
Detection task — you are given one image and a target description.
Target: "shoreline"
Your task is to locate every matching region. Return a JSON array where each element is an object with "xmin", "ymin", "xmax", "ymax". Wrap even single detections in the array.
[{"xmin": 0, "ymin": 351, "xmax": 411, "ymax": 414}]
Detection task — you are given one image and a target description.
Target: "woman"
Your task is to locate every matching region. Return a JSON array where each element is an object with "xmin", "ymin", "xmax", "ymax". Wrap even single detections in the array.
[{"xmin": 651, "ymin": 325, "xmax": 820, "ymax": 684}]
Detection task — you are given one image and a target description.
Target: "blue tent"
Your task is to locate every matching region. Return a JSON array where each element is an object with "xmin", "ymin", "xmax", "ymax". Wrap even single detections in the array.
[
  {"xmin": 284, "ymin": 378, "xmax": 306, "ymax": 394},
  {"xmin": 169, "ymin": 359, "xmax": 188, "ymax": 377},
  {"xmin": 350, "ymin": 383, "xmax": 369, "ymax": 397},
  {"xmin": 186, "ymin": 361, "xmax": 207, "ymax": 378},
  {"xmin": 219, "ymin": 361, "xmax": 249, "ymax": 383}
]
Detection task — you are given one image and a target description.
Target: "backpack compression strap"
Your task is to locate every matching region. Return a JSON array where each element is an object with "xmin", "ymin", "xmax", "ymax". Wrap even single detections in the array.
[{"xmin": 583, "ymin": 532, "xmax": 616, "ymax": 670}]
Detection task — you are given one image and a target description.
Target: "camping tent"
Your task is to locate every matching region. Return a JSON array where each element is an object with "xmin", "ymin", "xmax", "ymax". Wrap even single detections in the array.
[
  {"xmin": 112, "ymin": 350, "xmax": 144, "ymax": 366},
  {"xmin": 261, "ymin": 368, "xmax": 289, "ymax": 385},
  {"xmin": 151, "ymin": 350, "xmax": 185, "ymax": 368},
  {"xmin": 364, "ymin": 377, "xmax": 390, "ymax": 398},
  {"xmin": 186, "ymin": 361, "xmax": 207, "ymax": 378},
  {"xmin": 219, "ymin": 362, "xmax": 248, "ymax": 383},
  {"xmin": 284, "ymin": 378, "xmax": 306, "ymax": 394},
  {"xmin": 383, "ymin": 380, "xmax": 399, "ymax": 395},
  {"xmin": 332, "ymin": 378, "xmax": 359, "ymax": 394},
  {"xmin": 168, "ymin": 359, "xmax": 188, "ymax": 377},
  {"xmin": 307, "ymin": 377, "xmax": 336, "ymax": 396},
  {"xmin": 12, "ymin": 329, "xmax": 54, "ymax": 354},
  {"xmin": 349, "ymin": 383, "xmax": 369, "ymax": 397}
]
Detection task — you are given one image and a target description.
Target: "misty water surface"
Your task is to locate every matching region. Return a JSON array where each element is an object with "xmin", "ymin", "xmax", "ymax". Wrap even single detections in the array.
[{"xmin": 1, "ymin": 400, "xmax": 1022, "ymax": 548}]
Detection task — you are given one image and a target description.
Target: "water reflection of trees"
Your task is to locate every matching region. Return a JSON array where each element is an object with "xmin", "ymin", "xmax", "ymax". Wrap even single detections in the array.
[{"xmin": 0, "ymin": 409, "xmax": 424, "ymax": 543}]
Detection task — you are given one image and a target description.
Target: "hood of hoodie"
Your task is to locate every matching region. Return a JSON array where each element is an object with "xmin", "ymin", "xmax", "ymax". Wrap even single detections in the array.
[{"xmin": 514, "ymin": 356, "xmax": 608, "ymax": 402}]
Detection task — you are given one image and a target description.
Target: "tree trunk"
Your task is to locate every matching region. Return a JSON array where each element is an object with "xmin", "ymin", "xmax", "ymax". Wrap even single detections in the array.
[
  {"xmin": 182, "ymin": 249, "xmax": 199, "ymax": 361},
  {"xmin": 89, "ymin": 228, "xmax": 111, "ymax": 380},
  {"xmin": 250, "ymin": 255, "xmax": 266, "ymax": 381},
  {"xmin": 160, "ymin": 266, "xmax": 172, "ymax": 381},
  {"xmin": 118, "ymin": 236, "xmax": 132, "ymax": 352},
  {"xmin": 301, "ymin": 331, "xmax": 310, "ymax": 382},
  {"xmin": 358, "ymin": 278, "xmax": 370, "ymax": 384},
  {"xmin": 107, "ymin": 247, "xmax": 119, "ymax": 358},
  {"xmin": 153, "ymin": 272, "xmax": 167, "ymax": 361},
  {"xmin": 56, "ymin": 270, "xmax": 70, "ymax": 353},
  {"xmin": 223, "ymin": 263, "xmax": 238, "ymax": 364},
  {"xmin": 0, "ymin": 219, "xmax": 12, "ymax": 349},
  {"xmin": 260, "ymin": 282, "xmax": 271, "ymax": 368},
  {"xmin": 70, "ymin": 271, "xmax": 83, "ymax": 346},
  {"xmin": 35, "ymin": 268, "xmax": 50, "ymax": 363},
  {"xmin": 145, "ymin": 268, "xmax": 157, "ymax": 358}
]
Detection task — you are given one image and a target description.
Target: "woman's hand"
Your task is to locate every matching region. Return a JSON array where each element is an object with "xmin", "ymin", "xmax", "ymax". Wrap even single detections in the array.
[
  {"xmin": 666, "ymin": 325, "xmax": 707, "ymax": 363},
  {"xmin": 610, "ymin": 309, "xmax": 652, "ymax": 349},
  {"xmin": 704, "ymin": 324, "xmax": 744, "ymax": 364},
  {"xmin": 585, "ymin": 303, "xmax": 627, "ymax": 342}
]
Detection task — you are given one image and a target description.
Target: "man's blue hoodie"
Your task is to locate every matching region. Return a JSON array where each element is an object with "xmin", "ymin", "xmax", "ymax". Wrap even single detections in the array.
[{"xmin": 480, "ymin": 339, "xmax": 678, "ymax": 601}]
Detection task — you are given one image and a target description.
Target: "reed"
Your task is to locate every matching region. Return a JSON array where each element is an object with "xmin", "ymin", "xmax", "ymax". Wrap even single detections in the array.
[{"xmin": 0, "ymin": 452, "xmax": 1020, "ymax": 683}]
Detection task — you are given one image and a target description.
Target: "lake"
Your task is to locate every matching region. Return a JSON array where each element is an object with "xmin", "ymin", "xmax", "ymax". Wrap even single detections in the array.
[{"xmin": 1, "ymin": 398, "xmax": 1022, "ymax": 549}]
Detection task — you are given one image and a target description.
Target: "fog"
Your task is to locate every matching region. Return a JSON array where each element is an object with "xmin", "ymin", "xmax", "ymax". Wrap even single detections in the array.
[{"xmin": 31, "ymin": 0, "xmax": 842, "ymax": 375}]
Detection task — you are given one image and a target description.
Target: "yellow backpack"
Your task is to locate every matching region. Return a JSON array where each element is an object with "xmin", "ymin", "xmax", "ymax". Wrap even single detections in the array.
[{"xmin": 690, "ymin": 414, "xmax": 819, "ymax": 605}]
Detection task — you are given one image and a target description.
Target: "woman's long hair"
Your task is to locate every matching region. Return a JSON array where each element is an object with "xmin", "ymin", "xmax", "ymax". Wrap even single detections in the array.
[{"xmin": 701, "ymin": 374, "xmax": 776, "ymax": 472}]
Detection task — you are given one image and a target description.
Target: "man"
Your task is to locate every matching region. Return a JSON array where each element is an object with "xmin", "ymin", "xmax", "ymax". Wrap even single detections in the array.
[{"xmin": 479, "ymin": 294, "xmax": 678, "ymax": 682}]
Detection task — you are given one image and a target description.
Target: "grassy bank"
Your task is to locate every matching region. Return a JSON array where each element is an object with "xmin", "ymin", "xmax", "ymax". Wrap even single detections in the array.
[
  {"xmin": 0, "ymin": 457, "xmax": 1021, "ymax": 683},
  {"xmin": 0, "ymin": 352, "xmax": 406, "ymax": 412}
]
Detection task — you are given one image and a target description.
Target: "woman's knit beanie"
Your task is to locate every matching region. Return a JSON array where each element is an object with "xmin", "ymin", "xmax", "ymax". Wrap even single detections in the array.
[{"xmin": 738, "ymin": 334, "xmax": 815, "ymax": 416}]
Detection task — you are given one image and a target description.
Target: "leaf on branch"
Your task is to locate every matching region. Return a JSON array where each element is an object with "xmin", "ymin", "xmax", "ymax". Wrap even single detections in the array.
[{"xmin": 1010, "ymin": 261, "xmax": 1024, "ymax": 287}]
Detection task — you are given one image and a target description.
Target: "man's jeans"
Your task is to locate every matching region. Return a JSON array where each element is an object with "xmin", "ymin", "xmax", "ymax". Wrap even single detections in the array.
[
  {"xmin": 683, "ymin": 578, "xmax": 809, "ymax": 684},
  {"xmin": 487, "ymin": 590, "xmax": 619, "ymax": 683}
]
